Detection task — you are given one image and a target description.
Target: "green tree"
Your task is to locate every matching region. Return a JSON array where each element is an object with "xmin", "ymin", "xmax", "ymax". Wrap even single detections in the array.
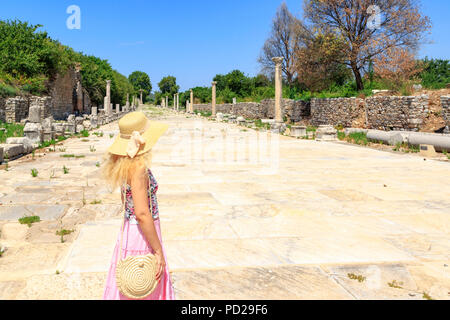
[
  {"xmin": 419, "ymin": 58, "xmax": 449, "ymax": 89},
  {"xmin": 128, "ymin": 71, "xmax": 152, "ymax": 96},
  {"xmin": 158, "ymin": 76, "xmax": 179, "ymax": 104}
]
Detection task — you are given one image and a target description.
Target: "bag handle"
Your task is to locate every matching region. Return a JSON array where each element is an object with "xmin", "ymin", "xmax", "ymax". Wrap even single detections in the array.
[{"xmin": 117, "ymin": 169, "xmax": 153, "ymax": 261}]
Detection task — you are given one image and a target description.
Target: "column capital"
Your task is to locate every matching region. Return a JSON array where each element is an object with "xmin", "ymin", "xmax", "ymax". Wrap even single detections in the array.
[
  {"xmin": 106, "ymin": 80, "xmax": 111, "ymax": 85},
  {"xmin": 271, "ymin": 57, "xmax": 284, "ymax": 66},
  {"xmin": 211, "ymin": 81, "xmax": 217, "ymax": 86}
]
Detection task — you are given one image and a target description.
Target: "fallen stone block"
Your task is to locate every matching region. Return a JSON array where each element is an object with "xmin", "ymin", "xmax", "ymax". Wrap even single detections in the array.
[
  {"xmin": 5, "ymin": 137, "xmax": 34, "ymax": 153},
  {"xmin": 0, "ymin": 144, "xmax": 25, "ymax": 158}
]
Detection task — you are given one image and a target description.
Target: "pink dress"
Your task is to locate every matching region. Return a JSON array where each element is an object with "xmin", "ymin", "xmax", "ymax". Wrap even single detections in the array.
[{"xmin": 103, "ymin": 169, "xmax": 176, "ymax": 300}]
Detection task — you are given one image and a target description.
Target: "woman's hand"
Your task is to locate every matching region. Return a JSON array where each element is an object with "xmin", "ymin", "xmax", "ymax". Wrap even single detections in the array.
[{"xmin": 155, "ymin": 250, "xmax": 166, "ymax": 282}]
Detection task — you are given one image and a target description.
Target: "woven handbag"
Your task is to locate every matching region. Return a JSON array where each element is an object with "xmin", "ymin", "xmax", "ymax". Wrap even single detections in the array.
[{"xmin": 115, "ymin": 177, "xmax": 159, "ymax": 299}]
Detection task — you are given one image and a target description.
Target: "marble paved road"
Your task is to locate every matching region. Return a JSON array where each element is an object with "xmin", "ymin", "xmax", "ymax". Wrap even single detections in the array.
[{"xmin": 1, "ymin": 106, "xmax": 449, "ymax": 300}]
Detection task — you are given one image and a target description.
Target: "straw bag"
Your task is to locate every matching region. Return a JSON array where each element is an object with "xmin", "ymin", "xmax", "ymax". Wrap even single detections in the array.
[{"xmin": 115, "ymin": 177, "xmax": 159, "ymax": 299}]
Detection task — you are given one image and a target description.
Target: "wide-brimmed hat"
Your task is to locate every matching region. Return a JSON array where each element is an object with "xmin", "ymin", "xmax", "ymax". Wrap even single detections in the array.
[{"xmin": 107, "ymin": 112, "xmax": 168, "ymax": 157}]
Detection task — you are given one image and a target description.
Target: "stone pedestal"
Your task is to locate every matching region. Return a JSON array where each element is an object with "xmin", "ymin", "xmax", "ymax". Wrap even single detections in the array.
[
  {"xmin": 290, "ymin": 126, "xmax": 307, "ymax": 138},
  {"xmin": 316, "ymin": 125, "xmax": 338, "ymax": 141},
  {"xmin": 91, "ymin": 107, "xmax": 98, "ymax": 116},
  {"xmin": 270, "ymin": 122, "xmax": 287, "ymax": 134},
  {"xmin": 24, "ymin": 123, "xmax": 43, "ymax": 144}
]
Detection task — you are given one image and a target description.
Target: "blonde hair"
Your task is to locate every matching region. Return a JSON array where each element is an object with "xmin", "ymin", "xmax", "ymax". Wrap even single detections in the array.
[{"xmin": 102, "ymin": 151, "xmax": 152, "ymax": 190}]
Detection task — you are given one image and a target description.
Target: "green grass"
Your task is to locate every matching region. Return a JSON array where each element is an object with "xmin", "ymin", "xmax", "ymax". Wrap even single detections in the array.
[
  {"xmin": 31, "ymin": 168, "xmax": 38, "ymax": 177},
  {"xmin": 348, "ymin": 273, "xmax": 366, "ymax": 283},
  {"xmin": 393, "ymin": 142, "xmax": 420, "ymax": 153},
  {"xmin": 90, "ymin": 145, "xmax": 96, "ymax": 152},
  {"xmin": 306, "ymin": 126, "xmax": 317, "ymax": 133},
  {"xmin": 18, "ymin": 216, "xmax": 40, "ymax": 227},
  {"xmin": 254, "ymin": 119, "xmax": 271, "ymax": 130},
  {"xmin": 422, "ymin": 292, "xmax": 434, "ymax": 300},
  {"xmin": 193, "ymin": 110, "xmax": 212, "ymax": 118},
  {"xmin": 346, "ymin": 132, "xmax": 368, "ymax": 146},
  {"xmin": 337, "ymin": 131, "xmax": 346, "ymax": 141},
  {"xmin": 80, "ymin": 130, "xmax": 90, "ymax": 137},
  {"xmin": 387, "ymin": 280, "xmax": 403, "ymax": 289},
  {"xmin": 38, "ymin": 139, "xmax": 57, "ymax": 149},
  {"xmin": 95, "ymin": 162, "xmax": 100, "ymax": 167},
  {"xmin": 0, "ymin": 122, "xmax": 24, "ymax": 143},
  {"xmin": 60, "ymin": 154, "xmax": 85, "ymax": 159},
  {"xmin": 63, "ymin": 166, "xmax": 70, "ymax": 174},
  {"xmin": 56, "ymin": 229, "xmax": 75, "ymax": 243},
  {"xmin": 90, "ymin": 200, "xmax": 102, "ymax": 205}
]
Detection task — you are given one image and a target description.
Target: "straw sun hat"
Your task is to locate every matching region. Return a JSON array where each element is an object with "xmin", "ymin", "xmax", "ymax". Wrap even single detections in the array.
[{"xmin": 108, "ymin": 112, "xmax": 168, "ymax": 158}]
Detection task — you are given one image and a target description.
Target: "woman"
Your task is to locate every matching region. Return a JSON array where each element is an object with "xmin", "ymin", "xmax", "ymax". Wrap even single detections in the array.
[{"xmin": 102, "ymin": 111, "xmax": 175, "ymax": 300}]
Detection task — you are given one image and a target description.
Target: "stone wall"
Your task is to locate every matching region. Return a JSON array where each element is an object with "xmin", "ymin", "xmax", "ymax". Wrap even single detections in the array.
[
  {"xmin": 310, "ymin": 96, "xmax": 430, "ymax": 131},
  {"xmin": 310, "ymin": 98, "xmax": 364, "ymax": 128},
  {"xmin": 5, "ymin": 97, "xmax": 29, "ymax": 123},
  {"xmin": 441, "ymin": 96, "xmax": 450, "ymax": 132},
  {"xmin": 0, "ymin": 97, "xmax": 5, "ymax": 122},
  {"xmin": 365, "ymin": 95, "xmax": 428, "ymax": 131},
  {"xmin": 49, "ymin": 68, "xmax": 79, "ymax": 120},
  {"xmin": 29, "ymin": 96, "xmax": 53, "ymax": 121},
  {"xmin": 193, "ymin": 95, "xmax": 440, "ymax": 131},
  {"xmin": 193, "ymin": 99, "xmax": 310, "ymax": 123}
]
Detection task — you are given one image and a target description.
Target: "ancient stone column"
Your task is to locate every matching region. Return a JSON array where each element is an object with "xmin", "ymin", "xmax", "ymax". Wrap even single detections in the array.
[
  {"xmin": 272, "ymin": 57, "xmax": 284, "ymax": 123},
  {"xmin": 76, "ymin": 81, "xmax": 83, "ymax": 113},
  {"xmin": 106, "ymin": 80, "xmax": 112, "ymax": 115},
  {"xmin": 91, "ymin": 107, "xmax": 98, "ymax": 116},
  {"xmin": 174, "ymin": 94, "xmax": 176, "ymax": 110},
  {"xmin": 212, "ymin": 81, "xmax": 217, "ymax": 117},
  {"xmin": 126, "ymin": 93, "xmax": 130, "ymax": 110},
  {"xmin": 165, "ymin": 96, "xmax": 169, "ymax": 109},
  {"xmin": 139, "ymin": 90, "xmax": 144, "ymax": 105},
  {"xmin": 190, "ymin": 89, "xmax": 194, "ymax": 113},
  {"xmin": 176, "ymin": 94, "xmax": 180, "ymax": 111},
  {"xmin": 116, "ymin": 104, "xmax": 120, "ymax": 113}
]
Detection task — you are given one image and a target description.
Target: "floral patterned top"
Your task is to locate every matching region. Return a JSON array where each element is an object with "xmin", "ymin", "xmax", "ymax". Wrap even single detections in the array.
[{"xmin": 121, "ymin": 169, "xmax": 160, "ymax": 224}]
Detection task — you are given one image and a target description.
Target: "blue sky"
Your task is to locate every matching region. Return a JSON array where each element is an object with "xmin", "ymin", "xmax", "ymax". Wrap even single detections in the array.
[{"xmin": 0, "ymin": 0, "xmax": 448, "ymax": 92}]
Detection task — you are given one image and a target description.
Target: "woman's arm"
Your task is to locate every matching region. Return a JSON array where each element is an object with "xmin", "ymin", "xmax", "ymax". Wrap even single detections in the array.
[{"xmin": 129, "ymin": 165, "xmax": 165, "ymax": 280}]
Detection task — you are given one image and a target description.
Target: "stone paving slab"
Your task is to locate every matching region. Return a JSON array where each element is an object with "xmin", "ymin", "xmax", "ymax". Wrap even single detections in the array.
[
  {"xmin": 0, "ymin": 205, "xmax": 67, "ymax": 221},
  {"xmin": 171, "ymin": 265, "xmax": 351, "ymax": 300},
  {"xmin": 61, "ymin": 220, "xmax": 121, "ymax": 273}
]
